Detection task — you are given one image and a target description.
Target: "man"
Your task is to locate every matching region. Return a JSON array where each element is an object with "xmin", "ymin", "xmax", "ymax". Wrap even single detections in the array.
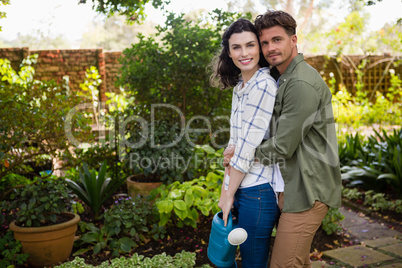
[{"xmin": 253, "ymin": 10, "xmax": 342, "ymax": 267}]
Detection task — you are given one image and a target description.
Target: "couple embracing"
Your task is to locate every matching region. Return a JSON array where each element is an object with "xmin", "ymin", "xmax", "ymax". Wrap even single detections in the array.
[{"xmin": 210, "ymin": 10, "xmax": 342, "ymax": 268}]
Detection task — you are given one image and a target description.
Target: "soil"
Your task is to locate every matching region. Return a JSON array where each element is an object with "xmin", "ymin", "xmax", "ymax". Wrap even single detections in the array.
[
  {"xmin": 4, "ymin": 191, "xmax": 401, "ymax": 268},
  {"xmin": 66, "ymin": 208, "xmax": 359, "ymax": 267},
  {"xmin": 73, "ymin": 199, "xmax": 402, "ymax": 268}
]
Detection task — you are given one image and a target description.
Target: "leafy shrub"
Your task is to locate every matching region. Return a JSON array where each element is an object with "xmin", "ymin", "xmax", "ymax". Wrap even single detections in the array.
[
  {"xmin": 0, "ymin": 55, "xmax": 93, "ymax": 178},
  {"xmin": 341, "ymin": 187, "xmax": 363, "ymax": 201},
  {"xmin": 342, "ymin": 188, "xmax": 402, "ymax": 213},
  {"xmin": 8, "ymin": 178, "xmax": 72, "ymax": 227},
  {"xmin": 55, "ymin": 250, "xmax": 212, "ymax": 268},
  {"xmin": 321, "ymin": 208, "xmax": 345, "ymax": 235},
  {"xmin": 338, "ymin": 132, "xmax": 366, "ymax": 167},
  {"xmin": 103, "ymin": 196, "xmax": 164, "ymax": 244},
  {"xmin": 124, "ymin": 120, "xmax": 194, "ymax": 184},
  {"xmin": 0, "ymin": 231, "xmax": 29, "ymax": 267},
  {"xmin": 73, "ymin": 221, "xmax": 136, "ymax": 257},
  {"xmin": 117, "ymin": 11, "xmax": 239, "ymax": 121},
  {"xmin": 341, "ymin": 128, "xmax": 402, "ymax": 195},
  {"xmin": 153, "ymin": 170, "xmax": 222, "ymax": 228}
]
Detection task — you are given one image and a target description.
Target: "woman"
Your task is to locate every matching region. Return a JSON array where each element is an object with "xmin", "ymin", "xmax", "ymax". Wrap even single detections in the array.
[{"xmin": 210, "ymin": 18, "xmax": 284, "ymax": 268}]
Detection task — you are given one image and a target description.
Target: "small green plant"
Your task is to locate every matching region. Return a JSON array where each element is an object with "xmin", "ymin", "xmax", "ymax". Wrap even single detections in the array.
[
  {"xmin": 103, "ymin": 196, "xmax": 164, "ymax": 245},
  {"xmin": 0, "ymin": 230, "xmax": 29, "ymax": 267},
  {"xmin": 341, "ymin": 187, "xmax": 363, "ymax": 201},
  {"xmin": 321, "ymin": 208, "xmax": 345, "ymax": 235},
  {"xmin": 55, "ymin": 251, "xmax": 212, "ymax": 268},
  {"xmin": 342, "ymin": 188, "xmax": 402, "ymax": 213},
  {"xmin": 66, "ymin": 161, "xmax": 121, "ymax": 219},
  {"xmin": 363, "ymin": 191, "xmax": 394, "ymax": 211},
  {"xmin": 73, "ymin": 222, "xmax": 135, "ymax": 257},
  {"xmin": 153, "ymin": 170, "xmax": 222, "ymax": 228},
  {"xmin": 10, "ymin": 178, "xmax": 72, "ymax": 227},
  {"xmin": 340, "ymin": 128, "xmax": 402, "ymax": 195}
]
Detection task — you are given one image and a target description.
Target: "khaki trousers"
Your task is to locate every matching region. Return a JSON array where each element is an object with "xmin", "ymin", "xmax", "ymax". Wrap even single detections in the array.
[{"xmin": 270, "ymin": 194, "xmax": 329, "ymax": 268}]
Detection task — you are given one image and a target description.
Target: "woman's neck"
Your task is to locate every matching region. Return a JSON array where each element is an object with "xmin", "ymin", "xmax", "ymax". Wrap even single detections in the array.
[{"xmin": 241, "ymin": 65, "xmax": 260, "ymax": 86}]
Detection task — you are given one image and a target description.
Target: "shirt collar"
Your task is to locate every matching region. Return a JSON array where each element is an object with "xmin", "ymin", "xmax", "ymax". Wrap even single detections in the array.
[{"xmin": 276, "ymin": 53, "xmax": 304, "ymax": 86}]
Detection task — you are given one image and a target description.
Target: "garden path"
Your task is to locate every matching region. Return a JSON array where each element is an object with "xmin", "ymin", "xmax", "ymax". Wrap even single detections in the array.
[{"xmin": 312, "ymin": 206, "xmax": 402, "ymax": 267}]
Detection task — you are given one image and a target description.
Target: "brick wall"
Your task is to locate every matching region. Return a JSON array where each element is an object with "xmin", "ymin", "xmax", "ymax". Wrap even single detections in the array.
[{"xmin": 1, "ymin": 47, "xmax": 401, "ymax": 102}]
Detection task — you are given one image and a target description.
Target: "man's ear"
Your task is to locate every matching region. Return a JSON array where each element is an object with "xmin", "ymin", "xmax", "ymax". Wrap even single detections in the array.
[{"xmin": 291, "ymin": 34, "xmax": 297, "ymax": 48}]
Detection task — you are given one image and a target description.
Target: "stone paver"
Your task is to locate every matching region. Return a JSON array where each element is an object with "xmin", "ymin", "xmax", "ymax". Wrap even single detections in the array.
[
  {"xmin": 339, "ymin": 207, "xmax": 401, "ymax": 241},
  {"xmin": 380, "ymin": 263, "xmax": 402, "ymax": 268},
  {"xmin": 346, "ymin": 224, "xmax": 402, "ymax": 241},
  {"xmin": 364, "ymin": 237, "xmax": 402, "ymax": 248},
  {"xmin": 323, "ymin": 245, "xmax": 394, "ymax": 267},
  {"xmin": 380, "ymin": 243, "xmax": 402, "ymax": 257}
]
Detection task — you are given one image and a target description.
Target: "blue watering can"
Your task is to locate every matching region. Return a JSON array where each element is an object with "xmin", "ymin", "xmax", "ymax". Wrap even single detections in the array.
[{"xmin": 207, "ymin": 211, "xmax": 247, "ymax": 267}]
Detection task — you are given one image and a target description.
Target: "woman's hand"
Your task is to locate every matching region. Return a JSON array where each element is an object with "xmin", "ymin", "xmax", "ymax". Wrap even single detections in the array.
[{"xmin": 219, "ymin": 195, "xmax": 235, "ymax": 227}]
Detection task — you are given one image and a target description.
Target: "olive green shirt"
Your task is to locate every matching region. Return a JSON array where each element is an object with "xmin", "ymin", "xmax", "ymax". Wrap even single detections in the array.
[{"xmin": 256, "ymin": 53, "xmax": 342, "ymax": 213}]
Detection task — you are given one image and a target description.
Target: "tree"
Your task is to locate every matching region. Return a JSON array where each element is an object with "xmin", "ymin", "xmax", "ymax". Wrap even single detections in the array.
[{"xmin": 78, "ymin": 0, "xmax": 169, "ymax": 23}]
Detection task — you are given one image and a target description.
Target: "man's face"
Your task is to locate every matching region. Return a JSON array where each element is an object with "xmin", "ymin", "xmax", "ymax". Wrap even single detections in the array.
[{"xmin": 259, "ymin": 25, "xmax": 297, "ymax": 74}]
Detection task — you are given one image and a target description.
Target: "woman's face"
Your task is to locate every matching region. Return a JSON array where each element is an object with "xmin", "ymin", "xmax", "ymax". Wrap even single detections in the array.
[{"xmin": 228, "ymin": 31, "xmax": 260, "ymax": 80}]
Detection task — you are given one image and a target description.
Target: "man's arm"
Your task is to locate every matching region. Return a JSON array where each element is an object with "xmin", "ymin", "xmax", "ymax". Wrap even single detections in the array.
[{"xmin": 256, "ymin": 80, "xmax": 320, "ymax": 166}]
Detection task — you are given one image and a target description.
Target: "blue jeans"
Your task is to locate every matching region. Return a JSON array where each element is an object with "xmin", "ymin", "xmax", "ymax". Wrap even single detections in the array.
[{"xmin": 221, "ymin": 183, "xmax": 280, "ymax": 268}]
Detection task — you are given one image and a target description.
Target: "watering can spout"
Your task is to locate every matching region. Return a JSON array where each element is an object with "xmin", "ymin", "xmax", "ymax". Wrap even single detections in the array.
[{"xmin": 207, "ymin": 212, "xmax": 247, "ymax": 267}]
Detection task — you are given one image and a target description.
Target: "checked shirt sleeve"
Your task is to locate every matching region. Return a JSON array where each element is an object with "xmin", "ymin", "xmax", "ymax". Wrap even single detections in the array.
[{"xmin": 230, "ymin": 73, "xmax": 277, "ymax": 173}]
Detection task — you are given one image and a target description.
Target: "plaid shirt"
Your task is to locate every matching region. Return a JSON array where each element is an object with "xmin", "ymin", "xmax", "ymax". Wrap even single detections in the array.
[{"xmin": 228, "ymin": 67, "xmax": 284, "ymax": 191}]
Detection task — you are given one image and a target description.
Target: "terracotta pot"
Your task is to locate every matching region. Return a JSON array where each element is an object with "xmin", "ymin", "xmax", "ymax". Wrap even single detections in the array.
[
  {"xmin": 9, "ymin": 212, "xmax": 80, "ymax": 267},
  {"xmin": 127, "ymin": 174, "xmax": 163, "ymax": 197}
]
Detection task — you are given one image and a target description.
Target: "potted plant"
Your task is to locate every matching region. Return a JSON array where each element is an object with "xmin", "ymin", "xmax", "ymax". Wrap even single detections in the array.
[
  {"xmin": 8, "ymin": 178, "xmax": 80, "ymax": 267},
  {"xmin": 124, "ymin": 120, "xmax": 194, "ymax": 197}
]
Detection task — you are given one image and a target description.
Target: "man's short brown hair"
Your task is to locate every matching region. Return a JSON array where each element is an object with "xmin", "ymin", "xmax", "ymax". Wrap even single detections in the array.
[{"xmin": 255, "ymin": 10, "xmax": 297, "ymax": 37}]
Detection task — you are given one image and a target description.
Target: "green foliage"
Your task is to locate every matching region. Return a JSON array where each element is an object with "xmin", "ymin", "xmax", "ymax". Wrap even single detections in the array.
[
  {"xmin": 0, "ymin": 230, "xmax": 29, "ymax": 268},
  {"xmin": 341, "ymin": 128, "xmax": 402, "ymax": 195},
  {"xmin": 191, "ymin": 145, "xmax": 225, "ymax": 178},
  {"xmin": 56, "ymin": 251, "xmax": 211, "ymax": 268},
  {"xmin": 0, "ymin": 55, "xmax": 93, "ymax": 179},
  {"xmin": 332, "ymin": 71, "xmax": 402, "ymax": 129},
  {"xmin": 338, "ymin": 132, "xmax": 366, "ymax": 167},
  {"xmin": 0, "ymin": 0, "xmax": 10, "ymax": 32},
  {"xmin": 8, "ymin": 178, "xmax": 72, "ymax": 227},
  {"xmin": 103, "ymin": 196, "xmax": 164, "ymax": 245},
  {"xmin": 341, "ymin": 187, "xmax": 363, "ymax": 201},
  {"xmin": 342, "ymin": 188, "xmax": 402, "ymax": 213},
  {"xmin": 78, "ymin": 66, "xmax": 102, "ymax": 125},
  {"xmin": 325, "ymin": 11, "xmax": 367, "ymax": 56},
  {"xmin": 66, "ymin": 161, "xmax": 121, "ymax": 219},
  {"xmin": 73, "ymin": 221, "xmax": 136, "ymax": 257},
  {"xmin": 321, "ymin": 208, "xmax": 345, "ymax": 235},
  {"xmin": 79, "ymin": 0, "xmax": 169, "ymax": 23},
  {"xmin": 153, "ymin": 170, "xmax": 222, "ymax": 228},
  {"xmin": 125, "ymin": 120, "xmax": 194, "ymax": 184}
]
